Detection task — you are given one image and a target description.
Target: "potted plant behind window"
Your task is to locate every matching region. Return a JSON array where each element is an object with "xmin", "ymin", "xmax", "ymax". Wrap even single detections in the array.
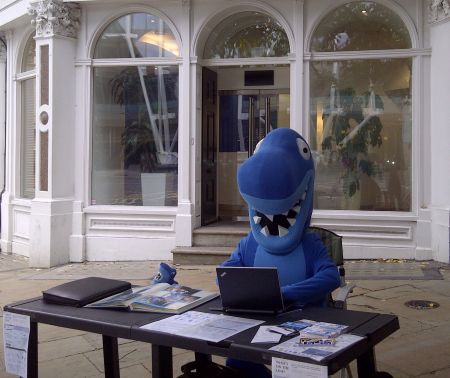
[
  {"xmin": 322, "ymin": 85, "xmax": 383, "ymax": 207},
  {"xmin": 110, "ymin": 67, "xmax": 170, "ymax": 206}
]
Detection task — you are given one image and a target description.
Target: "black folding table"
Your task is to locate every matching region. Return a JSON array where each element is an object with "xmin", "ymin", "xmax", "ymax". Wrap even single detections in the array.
[{"xmin": 4, "ymin": 297, "xmax": 399, "ymax": 378}]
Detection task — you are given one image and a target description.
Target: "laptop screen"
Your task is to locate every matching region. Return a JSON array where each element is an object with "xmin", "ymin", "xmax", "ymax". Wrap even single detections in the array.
[{"xmin": 216, "ymin": 267, "xmax": 285, "ymax": 314}]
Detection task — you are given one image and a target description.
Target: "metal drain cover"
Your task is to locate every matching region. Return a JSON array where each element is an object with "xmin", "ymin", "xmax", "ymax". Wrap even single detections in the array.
[{"xmin": 405, "ymin": 300, "xmax": 440, "ymax": 310}]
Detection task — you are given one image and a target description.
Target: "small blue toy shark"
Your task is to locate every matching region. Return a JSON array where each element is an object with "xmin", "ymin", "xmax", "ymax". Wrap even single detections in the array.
[{"xmin": 152, "ymin": 262, "xmax": 178, "ymax": 285}]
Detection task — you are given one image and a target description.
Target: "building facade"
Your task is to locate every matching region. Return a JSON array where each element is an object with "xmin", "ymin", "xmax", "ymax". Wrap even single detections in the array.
[{"xmin": 0, "ymin": 0, "xmax": 449, "ymax": 267}]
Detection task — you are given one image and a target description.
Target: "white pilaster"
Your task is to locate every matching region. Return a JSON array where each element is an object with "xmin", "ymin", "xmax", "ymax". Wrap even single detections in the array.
[
  {"xmin": 1, "ymin": 30, "xmax": 14, "ymax": 254},
  {"xmin": 291, "ymin": 0, "xmax": 304, "ymax": 136},
  {"xmin": 28, "ymin": 0, "xmax": 80, "ymax": 267},
  {"xmin": 428, "ymin": 0, "xmax": 450, "ymax": 263},
  {"xmin": 176, "ymin": 0, "xmax": 193, "ymax": 246}
]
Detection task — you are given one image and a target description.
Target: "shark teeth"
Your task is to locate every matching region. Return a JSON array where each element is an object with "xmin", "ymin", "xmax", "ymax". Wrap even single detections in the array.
[
  {"xmin": 278, "ymin": 226, "xmax": 289, "ymax": 237},
  {"xmin": 253, "ymin": 216, "xmax": 261, "ymax": 224},
  {"xmin": 253, "ymin": 188, "xmax": 309, "ymax": 237}
]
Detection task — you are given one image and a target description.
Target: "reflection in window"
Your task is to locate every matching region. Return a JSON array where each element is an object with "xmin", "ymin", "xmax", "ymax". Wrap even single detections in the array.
[
  {"xmin": 94, "ymin": 13, "xmax": 179, "ymax": 58},
  {"xmin": 91, "ymin": 66, "xmax": 179, "ymax": 206},
  {"xmin": 310, "ymin": 59, "xmax": 412, "ymax": 211},
  {"xmin": 20, "ymin": 35, "xmax": 36, "ymax": 199},
  {"xmin": 204, "ymin": 12, "xmax": 289, "ymax": 58},
  {"xmin": 311, "ymin": 2, "xmax": 411, "ymax": 52}
]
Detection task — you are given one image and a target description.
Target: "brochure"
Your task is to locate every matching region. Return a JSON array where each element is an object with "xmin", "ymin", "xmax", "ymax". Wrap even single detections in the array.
[
  {"xmin": 140, "ymin": 311, "xmax": 264, "ymax": 343},
  {"xmin": 299, "ymin": 321, "xmax": 349, "ymax": 339},
  {"xmin": 85, "ymin": 283, "xmax": 218, "ymax": 314}
]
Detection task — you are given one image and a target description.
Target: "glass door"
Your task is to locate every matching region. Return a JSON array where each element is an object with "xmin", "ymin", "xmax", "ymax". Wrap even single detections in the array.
[{"xmin": 218, "ymin": 90, "xmax": 290, "ymax": 220}]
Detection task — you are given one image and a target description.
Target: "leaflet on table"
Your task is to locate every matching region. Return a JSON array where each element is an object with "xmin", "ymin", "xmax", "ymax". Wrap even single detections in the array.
[
  {"xmin": 270, "ymin": 334, "xmax": 364, "ymax": 362},
  {"xmin": 272, "ymin": 357, "xmax": 327, "ymax": 378},
  {"xmin": 3, "ymin": 312, "xmax": 30, "ymax": 378},
  {"xmin": 299, "ymin": 321, "xmax": 348, "ymax": 338},
  {"xmin": 251, "ymin": 326, "xmax": 283, "ymax": 343},
  {"xmin": 140, "ymin": 311, "xmax": 264, "ymax": 343}
]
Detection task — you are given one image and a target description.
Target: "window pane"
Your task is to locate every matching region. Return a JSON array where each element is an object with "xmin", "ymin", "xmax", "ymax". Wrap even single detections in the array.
[
  {"xmin": 310, "ymin": 59, "xmax": 412, "ymax": 211},
  {"xmin": 204, "ymin": 12, "xmax": 290, "ymax": 58},
  {"xmin": 21, "ymin": 78, "xmax": 36, "ymax": 199},
  {"xmin": 92, "ymin": 66, "xmax": 179, "ymax": 206},
  {"xmin": 94, "ymin": 13, "xmax": 179, "ymax": 58},
  {"xmin": 311, "ymin": 2, "xmax": 411, "ymax": 52},
  {"xmin": 21, "ymin": 35, "xmax": 36, "ymax": 72}
]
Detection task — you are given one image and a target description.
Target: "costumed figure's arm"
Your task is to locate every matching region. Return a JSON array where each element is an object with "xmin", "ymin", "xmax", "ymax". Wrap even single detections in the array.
[
  {"xmin": 221, "ymin": 232, "xmax": 257, "ymax": 267},
  {"xmin": 281, "ymin": 235, "xmax": 340, "ymax": 306}
]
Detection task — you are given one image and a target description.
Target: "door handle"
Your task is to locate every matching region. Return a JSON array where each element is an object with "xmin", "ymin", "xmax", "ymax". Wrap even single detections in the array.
[
  {"xmin": 248, "ymin": 97, "xmax": 255, "ymax": 158},
  {"xmin": 265, "ymin": 97, "xmax": 270, "ymax": 135}
]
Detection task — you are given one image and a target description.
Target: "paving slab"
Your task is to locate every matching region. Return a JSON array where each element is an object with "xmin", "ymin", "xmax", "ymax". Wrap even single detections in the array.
[
  {"xmin": 84, "ymin": 341, "xmax": 151, "ymax": 372},
  {"xmin": 375, "ymin": 323, "xmax": 450, "ymax": 376},
  {"xmin": 364, "ymin": 284, "xmax": 424, "ymax": 300},
  {"xmin": 348, "ymin": 291, "xmax": 450, "ymax": 325},
  {"xmin": 38, "ymin": 335, "xmax": 96, "ymax": 362},
  {"xmin": 38, "ymin": 354, "xmax": 100, "ymax": 378},
  {"xmin": 38, "ymin": 323, "xmax": 87, "ymax": 343}
]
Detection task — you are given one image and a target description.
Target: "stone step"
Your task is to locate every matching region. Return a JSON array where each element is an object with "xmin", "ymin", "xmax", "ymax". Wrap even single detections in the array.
[
  {"xmin": 172, "ymin": 246, "xmax": 233, "ymax": 265},
  {"xmin": 192, "ymin": 224, "xmax": 249, "ymax": 247}
]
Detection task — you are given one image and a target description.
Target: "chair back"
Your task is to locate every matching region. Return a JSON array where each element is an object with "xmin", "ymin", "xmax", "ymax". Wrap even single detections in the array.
[{"xmin": 307, "ymin": 226, "xmax": 344, "ymax": 267}]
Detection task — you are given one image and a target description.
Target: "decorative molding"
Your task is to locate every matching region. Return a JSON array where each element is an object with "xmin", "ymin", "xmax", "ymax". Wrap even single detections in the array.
[
  {"xmin": 28, "ymin": 0, "xmax": 81, "ymax": 38},
  {"xmin": 429, "ymin": 0, "xmax": 450, "ymax": 23}
]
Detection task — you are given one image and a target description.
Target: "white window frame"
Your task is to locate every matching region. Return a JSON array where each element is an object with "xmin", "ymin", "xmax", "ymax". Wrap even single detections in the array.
[
  {"xmin": 88, "ymin": 11, "xmax": 182, "ymax": 209},
  {"xmin": 15, "ymin": 34, "xmax": 37, "ymax": 201}
]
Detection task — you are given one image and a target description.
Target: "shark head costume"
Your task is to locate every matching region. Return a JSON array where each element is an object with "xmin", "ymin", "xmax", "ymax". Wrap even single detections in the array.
[{"xmin": 238, "ymin": 128, "xmax": 315, "ymax": 254}]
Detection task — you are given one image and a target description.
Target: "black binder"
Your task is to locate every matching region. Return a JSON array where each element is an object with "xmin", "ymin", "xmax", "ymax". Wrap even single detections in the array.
[{"xmin": 42, "ymin": 277, "xmax": 131, "ymax": 307}]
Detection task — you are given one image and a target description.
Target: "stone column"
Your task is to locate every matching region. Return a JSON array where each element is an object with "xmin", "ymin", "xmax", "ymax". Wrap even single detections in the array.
[
  {"xmin": 428, "ymin": 0, "xmax": 450, "ymax": 263},
  {"xmin": 27, "ymin": 0, "xmax": 80, "ymax": 267}
]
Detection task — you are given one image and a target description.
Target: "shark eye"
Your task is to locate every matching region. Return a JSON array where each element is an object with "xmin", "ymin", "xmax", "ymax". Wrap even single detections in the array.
[
  {"xmin": 296, "ymin": 138, "xmax": 311, "ymax": 160},
  {"xmin": 254, "ymin": 138, "xmax": 264, "ymax": 154}
]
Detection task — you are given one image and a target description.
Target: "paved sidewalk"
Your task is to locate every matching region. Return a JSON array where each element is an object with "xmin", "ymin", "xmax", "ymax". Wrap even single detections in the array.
[{"xmin": 1, "ymin": 254, "xmax": 450, "ymax": 377}]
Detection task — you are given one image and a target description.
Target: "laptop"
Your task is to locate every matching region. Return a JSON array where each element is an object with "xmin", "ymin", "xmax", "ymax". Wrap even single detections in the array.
[{"xmin": 215, "ymin": 267, "xmax": 287, "ymax": 315}]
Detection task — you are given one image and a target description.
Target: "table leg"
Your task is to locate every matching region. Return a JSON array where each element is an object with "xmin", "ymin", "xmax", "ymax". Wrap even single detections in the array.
[
  {"xmin": 102, "ymin": 335, "xmax": 120, "ymax": 378},
  {"xmin": 28, "ymin": 321, "xmax": 38, "ymax": 378},
  {"xmin": 152, "ymin": 345, "xmax": 173, "ymax": 378},
  {"xmin": 357, "ymin": 348, "xmax": 377, "ymax": 378},
  {"xmin": 195, "ymin": 352, "xmax": 212, "ymax": 363}
]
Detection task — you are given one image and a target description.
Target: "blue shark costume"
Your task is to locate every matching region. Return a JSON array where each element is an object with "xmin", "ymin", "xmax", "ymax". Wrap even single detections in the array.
[{"xmin": 221, "ymin": 128, "xmax": 340, "ymax": 377}]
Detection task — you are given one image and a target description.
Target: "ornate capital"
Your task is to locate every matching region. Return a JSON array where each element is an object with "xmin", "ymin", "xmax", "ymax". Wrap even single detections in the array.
[
  {"xmin": 429, "ymin": 0, "xmax": 450, "ymax": 23},
  {"xmin": 28, "ymin": 0, "xmax": 81, "ymax": 38}
]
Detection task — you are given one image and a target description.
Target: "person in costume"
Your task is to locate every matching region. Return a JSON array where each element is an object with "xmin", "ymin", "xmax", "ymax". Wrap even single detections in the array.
[{"xmin": 221, "ymin": 128, "xmax": 340, "ymax": 377}]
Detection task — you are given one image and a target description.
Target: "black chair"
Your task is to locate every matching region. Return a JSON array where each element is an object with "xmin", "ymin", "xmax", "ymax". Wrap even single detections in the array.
[
  {"xmin": 308, "ymin": 226, "xmax": 355, "ymax": 378},
  {"xmin": 307, "ymin": 226, "xmax": 355, "ymax": 310}
]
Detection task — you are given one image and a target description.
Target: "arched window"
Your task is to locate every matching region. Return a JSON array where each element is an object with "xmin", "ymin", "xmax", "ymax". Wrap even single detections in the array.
[
  {"xmin": 310, "ymin": 2, "xmax": 411, "ymax": 52},
  {"xmin": 19, "ymin": 35, "xmax": 36, "ymax": 199},
  {"xmin": 91, "ymin": 13, "xmax": 180, "ymax": 206},
  {"xmin": 203, "ymin": 12, "xmax": 290, "ymax": 58},
  {"xmin": 309, "ymin": 2, "xmax": 413, "ymax": 212}
]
